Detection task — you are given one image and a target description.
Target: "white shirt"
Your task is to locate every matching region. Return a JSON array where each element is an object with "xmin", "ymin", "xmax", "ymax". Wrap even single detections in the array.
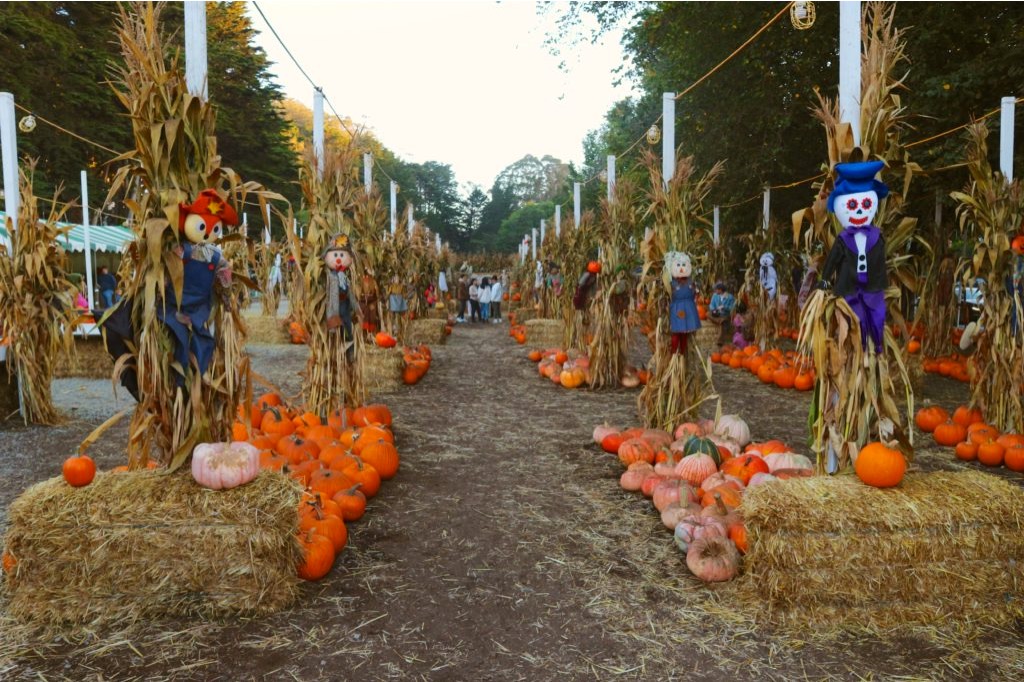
[
  {"xmin": 478, "ymin": 285, "xmax": 491, "ymax": 304},
  {"xmin": 490, "ymin": 282, "xmax": 503, "ymax": 302}
]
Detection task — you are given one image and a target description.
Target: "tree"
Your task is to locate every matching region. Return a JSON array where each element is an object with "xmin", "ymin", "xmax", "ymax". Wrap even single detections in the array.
[
  {"xmin": 462, "ymin": 185, "xmax": 488, "ymax": 234},
  {"xmin": 493, "ymin": 154, "xmax": 570, "ymax": 207},
  {"xmin": 495, "ymin": 201, "xmax": 555, "ymax": 253}
]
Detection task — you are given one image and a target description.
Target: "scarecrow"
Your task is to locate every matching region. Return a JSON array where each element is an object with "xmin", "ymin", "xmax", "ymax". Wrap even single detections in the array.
[
  {"xmin": 665, "ymin": 251, "xmax": 700, "ymax": 354},
  {"xmin": 759, "ymin": 252, "xmax": 779, "ymax": 300},
  {"xmin": 818, "ymin": 161, "xmax": 890, "ymax": 351},
  {"xmin": 323, "ymin": 233, "xmax": 359, "ymax": 354}
]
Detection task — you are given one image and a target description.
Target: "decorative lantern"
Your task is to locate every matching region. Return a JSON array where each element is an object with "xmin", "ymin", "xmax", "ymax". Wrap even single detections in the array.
[
  {"xmin": 18, "ymin": 114, "xmax": 36, "ymax": 133},
  {"xmin": 646, "ymin": 124, "xmax": 661, "ymax": 145},
  {"xmin": 790, "ymin": 1, "xmax": 815, "ymax": 30},
  {"xmin": 599, "ymin": 169, "xmax": 608, "ymax": 183}
]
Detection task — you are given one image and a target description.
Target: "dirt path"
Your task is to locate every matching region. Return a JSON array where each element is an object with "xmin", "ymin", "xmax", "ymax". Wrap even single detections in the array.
[{"xmin": 3, "ymin": 322, "xmax": 1023, "ymax": 680}]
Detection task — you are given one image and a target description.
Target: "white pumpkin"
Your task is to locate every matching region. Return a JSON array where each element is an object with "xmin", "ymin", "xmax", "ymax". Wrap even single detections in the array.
[
  {"xmin": 593, "ymin": 423, "xmax": 620, "ymax": 445},
  {"xmin": 762, "ymin": 452, "xmax": 814, "ymax": 473},
  {"xmin": 714, "ymin": 414, "xmax": 751, "ymax": 447},
  {"xmin": 706, "ymin": 432, "xmax": 741, "ymax": 457},
  {"xmin": 192, "ymin": 441, "xmax": 260, "ymax": 490},
  {"xmin": 746, "ymin": 472, "xmax": 778, "ymax": 487}
]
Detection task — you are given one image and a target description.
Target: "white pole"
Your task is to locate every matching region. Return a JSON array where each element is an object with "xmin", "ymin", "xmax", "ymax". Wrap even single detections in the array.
[
  {"xmin": 184, "ymin": 1, "xmax": 208, "ymax": 100},
  {"xmin": 435, "ymin": 234, "xmax": 441, "ymax": 252},
  {"xmin": 1000, "ymin": 96, "xmax": 1015, "ymax": 182},
  {"xmin": 555, "ymin": 204, "xmax": 561, "ymax": 237},
  {"xmin": 313, "ymin": 88, "xmax": 325, "ymax": 177},
  {"xmin": 389, "ymin": 180, "xmax": 397, "ymax": 235},
  {"xmin": 607, "ymin": 155, "xmax": 616, "ymax": 202},
  {"xmin": 407, "ymin": 204, "xmax": 414, "ymax": 236},
  {"xmin": 573, "ymin": 182, "xmax": 581, "ymax": 227},
  {"xmin": 293, "ymin": 218, "xmax": 298, "ymax": 241},
  {"xmin": 762, "ymin": 188, "xmax": 770, "ymax": 232},
  {"xmin": 531, "ymin": 229, "xmax": 537, "ymax": 260},
  {"xmin": 713, "ymin": 205, "xmax": 720, "ymax": 245},
  {"xmin": 363, "ymin": 153, "xmax": 372, "ymax": 194},
  {"xmin": 265, "ymin": 203, "xmax": 272, "ymax": 235},
  {"xmin": 839, "ymin": 1, "xmax": 862, "ymax": 147},
  {"xmin": 662, "ymin": 92, "xmax": 676, "ymax": 185},
  {"xmin": 540, "ymin": 219, "xmax": 546, "ymax": 246},
  {"xmin": 1, "ymin": 92, "xmax": 18, "ymax": 251},
  {"xmin": 80, "ymin": 171, "xmax": 95, "ymax": 310},
  {"xmin": 520, "ymin": 242, "xmax": 525, "ymax": 264}
]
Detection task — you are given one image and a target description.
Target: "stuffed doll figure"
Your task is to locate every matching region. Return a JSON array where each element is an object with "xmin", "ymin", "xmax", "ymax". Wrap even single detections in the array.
[
  {"xmin": 819, "ymin": 161, "xmax": 890, "ymax": 351},
  {"xmin": 665, "ymin": 251, "xmax": 700, "ymax": 354},
  {"xmin": 157, "ymin": 188, "xmax": 238, "ymax": 375},
  {"xmin": 759, "ymin": 252, "xmax": 779, "ymax": 300},
  {"xmin": 323, "ymin": 233, "xmax": 358, "ymax": 345}
]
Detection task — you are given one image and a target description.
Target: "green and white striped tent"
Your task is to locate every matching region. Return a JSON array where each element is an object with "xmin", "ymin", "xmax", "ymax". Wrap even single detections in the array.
[{"xmin": 0, "ymin": 210, "xmax": 133, "ymax": 253}]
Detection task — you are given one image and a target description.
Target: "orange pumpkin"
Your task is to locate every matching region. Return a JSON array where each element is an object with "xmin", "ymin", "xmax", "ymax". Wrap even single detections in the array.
[
  {"xmin": 720, "ymin": 454, "xmax": 769, "ymax": 486},
  {"xmin": 297, "ymin": 529, "xmax": 335, "ymax": 581},
  {"xmin": 346, "ymin": 458, "xmax": 382, "ymax": 498},
  {"xmin": 359, "ymin": 439, "xmax": 400, "ymax": 479},
  {"xmin": 976, "ymin": 440, "xmax": 1005, "ymax": 467},
  {"xmin": 793, "ymin": 372, "xmax": 815, "ymax": 391},
  {"xmin": 528, "ymin": 349, "xmax": 543, "ymax": 362},
  {"xmin": 772, "ymin": 366, "xmax": 796, "ymax": 389},
  {"xmin": 327, "ymin": 406, "xmax": 355, "ymax": 431},
  {"xmin": 855, "ymin": 442, "xmax": 906, "ymax": 488},
  {"xmin": 1003, "ymin": 444, "xmax": 1024, "ymax": 472},
  {"xmin": 954, "ymin": 441, "xmax": 978, "ymax": 461},
  {"xmin": 728, "ymin": 523, "xmax": 749, "ymax": 554},
  {"xmin": 914, "ymin": 406, "xmax": 950, "ymax": 433},
  {"xmin": 933, "ymin": 420, "xmax": 967, "ymax": 447},
  {"xmin": 333, "ymin": 485, "xmax": 368, "ymax": 521},
  {"xmin": 952, "ymin": 406, "xmax": 984, "ymax": 428},
  {"xmin": 275, "ymin": 434, "xmax": 320, "ymax": 464},
  {"xmin": 62, "ymin": 455, "xmax": 96, "ymax": 487},
  {"xmin": 618, "ymin": 438, "xmax": 656, "ymax": 467},
  {"xmin": 967, "ymin": 424, "xmax": 1000, "ymax": 445},
  {"xmin": 309, "ymin": 469, "xmax": 356, "ymax": 498},
  {"xmin": 996, "ymin": 433, "xmax": 1024, "ymax": 450},
  {"xmin": 353, "ymin": 404, "xmax": 393, "ymax": 427}
]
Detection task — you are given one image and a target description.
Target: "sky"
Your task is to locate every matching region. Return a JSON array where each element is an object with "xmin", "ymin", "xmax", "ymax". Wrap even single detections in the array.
[{"xmin": 245, "ymin": 0, "xmax": 641, "ymax": 191}]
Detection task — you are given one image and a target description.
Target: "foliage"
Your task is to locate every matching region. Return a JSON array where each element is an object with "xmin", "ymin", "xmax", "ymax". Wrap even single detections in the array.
[
  {"xmin": 495, "ymin": 201, "xmax": 556, "ymax": 253},
  {"xmin": 0, "ymin": 164, "xmax": 80, "ymax": 424}
]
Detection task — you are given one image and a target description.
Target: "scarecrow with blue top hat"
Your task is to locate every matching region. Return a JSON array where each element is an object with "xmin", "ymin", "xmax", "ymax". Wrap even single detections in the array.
[{"xmin": 818, "ymin": 160, "xmax": 890, "ymax": 351}]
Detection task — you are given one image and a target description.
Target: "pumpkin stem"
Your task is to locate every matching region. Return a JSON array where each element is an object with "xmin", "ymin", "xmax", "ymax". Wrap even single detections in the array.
[{"xmin": 714, "ymin": 493, "xmax": 728, "ymax": 517}]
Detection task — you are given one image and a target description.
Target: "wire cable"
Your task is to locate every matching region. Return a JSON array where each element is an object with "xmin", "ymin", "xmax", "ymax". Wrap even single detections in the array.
[{"xmin": 13, "ymin": 103, "xmax": 121, "ymax": 157}]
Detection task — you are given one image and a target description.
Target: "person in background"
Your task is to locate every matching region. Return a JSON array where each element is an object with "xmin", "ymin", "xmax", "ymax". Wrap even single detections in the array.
[
  {"xmin": 469, "ymin": 277, "xmax": 481, "ymax": 322},
  {"xmin": 732, "ymin": 300, "xmax": 751, "ymax": 349},
  {"xmin": 490, "ymin": 276, "xmax": 503, "ymax": 323},
  {"xmin": 479, "ymin": 276, "xmax": 491, "ymax": 322},
  {"xmin": 74, "ymin": 280, "xmax": 89, "ymax": 311},
  {"xmin": 708, "ymin": 281, "xmax": 736, "ymax": 346},
  {"xmin": 98, "ymin": 265, "xmax": 117, "ymax": 309},
  {"xmin": 457, "ymin": 274, "xmax": 469, "ymax": 323}
]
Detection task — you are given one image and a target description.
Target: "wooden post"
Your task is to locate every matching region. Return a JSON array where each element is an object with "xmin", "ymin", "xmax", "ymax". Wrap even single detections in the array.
[
  {"xmin": 80, "ymin": 170, "xmax": 95, "ymax": 310},
  {"xmin": 184, "ymin": 1, "xmax": 208, "ymax": 100},
  {"xmin": 1, "ymin": 92, "xmax": 18, "ymax": 251},
  {"xmin": 662, "ymin": 92, "xmax": 676, "ymax": 185},
  {"xmin": 839, "ymin": 1, "xmax": 862, "ymax": 147},
  {"xmin": 389, "ymin": 180, "xmax": 397, "ymax": 235},
  {"xmin": 573, "ymin": 182, "xmax": 581, "ymax": 228},
  {"xmin": 1001, "ymin": 96, "xmax": 1015, "ymax": 182},
  {"xmin": 313, "ymin": 88, "xmax": 325, "ymax": 177},
  {"xmin": 607, "ymin": 155, "xmax": 616, "ymax": 202},
  {"xmin": 762, "ymin": 188, "xmax": 770, "ymax": 231},
  {"xmin": 363, "ymin": 153, "xmax": 372, "ymax": 194}
]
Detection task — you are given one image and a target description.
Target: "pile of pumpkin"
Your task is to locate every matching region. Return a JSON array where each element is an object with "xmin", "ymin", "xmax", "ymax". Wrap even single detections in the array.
[
  {"xmin": 527, "ymin": 348, "xmax": 649, "ymax": 389},
  {"xmin": 594, "ymin": 416, "xmax": 814, "ymax": 583},
  {"xmin": 921, "ymin": 354, "xmax": 973, "ymax": 383},
  {"xmin": 402, "ymin": 345, "xmax": 433, "ymax": 385},
  {"xmin": 916, "ymin": 404, "xmax": 1024, "ymax": 471},
  {"xmin": 233, "ymin": 395, "xmax": 400, "ymax": 581},
  {"xmin": 711, "ymin": 345, "xmax": 816, "ymax": 392},
  {"xmin": 509, "ymin": 324, "xmax": 527, "ymax": 344}
]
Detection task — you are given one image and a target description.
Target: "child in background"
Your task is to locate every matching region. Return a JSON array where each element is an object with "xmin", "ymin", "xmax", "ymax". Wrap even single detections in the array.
[
  {"xmin": 732, "ymin": 300, "xmax": 750, "ymax": 349},
  {"xmin": 479, "ymin": 277, "xmax": 491, "ymax": 322}
]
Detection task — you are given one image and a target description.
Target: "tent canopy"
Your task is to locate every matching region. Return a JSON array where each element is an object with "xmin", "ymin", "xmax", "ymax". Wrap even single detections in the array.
[{"xmin": 0, "ymin": 211, "xmax": 133, "ymax": 253}]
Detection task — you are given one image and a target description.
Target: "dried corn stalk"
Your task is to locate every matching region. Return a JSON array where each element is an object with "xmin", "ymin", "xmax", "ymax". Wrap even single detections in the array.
[
  {"xmin": 0, "ymin": 166, "xmax": 80, "ymax": 424},
  {"xmin": 104, "ymin": 2, "xmax": 282, "ymax": 469},
  {"xmin": 636, "ymin": 150, "xmax": 722, "ymax": 428},
  {"xmin": 557, "ymin": 210, "xmax": 596, "ymax": 350},
  {"xmin": 794, "ymin": 2, "xmax": 918, "ymax": 472},
  {"xmin": 290, "ymin": 144, "xmax": 365, "ymax": 414},
  {"xmin": 254, "ymin": 239, "xmax": 282, "ymax": 316},
  {"xmin": 951, "ymin": 122, "xmax": 1024, "ymax": 433}
]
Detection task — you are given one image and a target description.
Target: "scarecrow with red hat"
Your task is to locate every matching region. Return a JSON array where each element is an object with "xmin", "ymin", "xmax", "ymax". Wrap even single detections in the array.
[
  {"xmin": 156, "ymin": 189, "xmax": 240, "ymax": 375},
  {"xmin": 323, "ymin": 233, "xmax": 359, "ymax": 355}
]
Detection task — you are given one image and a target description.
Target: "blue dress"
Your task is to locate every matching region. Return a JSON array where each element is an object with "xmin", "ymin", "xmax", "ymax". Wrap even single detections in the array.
[
  {"xmin": 156, "ymin": 244, "xmax": 219, "ymax": 375},
  {"xmin": 669, "ymin": 278, "xmax": 701, "ymax": 334}
]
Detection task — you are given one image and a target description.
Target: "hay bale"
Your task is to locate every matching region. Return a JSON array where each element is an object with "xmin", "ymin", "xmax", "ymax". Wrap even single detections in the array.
[
  {"xmin": 2, "ymin": 470, "xmax": 302, "ymax": 626},
  {"xmin": 525, "ymin": 318, "xmax": 564, "ymax": 348},
  {"xmin": 693, "ymin": 325, "xmax": 718, "ymax": 352},
  {"xmin": 734, "ymin": 471, "xmax": 1024, "ymax": 630},
  {"xmin": 54, "ymin": 337, "xmax": 113, "ymax": 379},
  {"xmin": 244, "ymin": 313, "xmax": 290, "ymax": 345},
  {"xmin": 363, "ymin": 346, "xmax": 403, "ymax": 395},
  {"xmin": 407, "ymin": 318, "xmax": 447, "ymax": 345},
  {"xmin": 512, "ymin": 307, "xmax": 536, "ymax": 324},
  {"xmin": 426, "ymin": 307, "xmax": 448, "ymax": 320}
]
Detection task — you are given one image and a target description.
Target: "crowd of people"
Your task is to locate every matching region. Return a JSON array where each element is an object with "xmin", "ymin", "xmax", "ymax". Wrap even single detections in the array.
[{"xmin": 456, "ymin": 271, "xmax": 507, "ymax": 324}]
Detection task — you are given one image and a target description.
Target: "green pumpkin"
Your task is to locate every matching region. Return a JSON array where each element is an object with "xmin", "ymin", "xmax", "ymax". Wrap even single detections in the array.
[{"xmin": 683, "ymin": 436, "xmax": 721, "ymax": 466}]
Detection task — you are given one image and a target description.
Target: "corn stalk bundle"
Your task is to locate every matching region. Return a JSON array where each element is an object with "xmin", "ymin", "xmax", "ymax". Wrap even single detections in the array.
[
  {"xmin": 587, "ymin": 178, "xmax": 640, "ymax": 389},
  {"xmin": 104, "ymin": 3, "xmax": 280, "ymax": 468},
  {"xmin": 408, "ymin": 221, "xmax": 437, "ymax": 318},
  {"xmin": 916, "ymin": 251, "xmax": 958, "ymax": 358},
  {"xmin": 636, "ymin": 150, "xmax": 722, "ymax": 428},
  {"xmin": 738, "ymin": 224, "xmax": 788, "ymax": 348},
  {"xmin": 793, "ymin": 2, "xmax": 920, "ymax": 472},
  {"xmin": 289, "ymin": 143, "xmax": 366, "ymax": 414},
  {"xmin": 380, "ymin": 217, "xmax": 413, "ymax": 341},
  {"xmin": 0, "ymin": 167, "xmax": 80, "ymax": 424},
  {"xmin": 351, "ymin": 185, "xmax": 388, "ymax": 332},
  {"xmin": 254, "ymin": 240, "xmax": 282, "ymax": 316},
  {"xmin": 557, "ymin": 211, "xmax": 596, "ymax": 350},
  {"xmin": 951, "ymin": 123, "xmax": 1024, "ymax": 433}
]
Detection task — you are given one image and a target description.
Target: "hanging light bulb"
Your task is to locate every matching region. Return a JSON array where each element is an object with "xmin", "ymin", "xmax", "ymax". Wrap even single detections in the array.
[
  {"xmin": 599, "ymin": 169, "xmax": 608, "ymax": 183},
  {"xmin": 18, "ymin": 114, "xmax": 36, "ymax": 133},
  {"xmin": 790, "ymin": 1, "xmax": 816, "ymax": 30},
  {"xmin": 646, "ymin": 124, "xmax": 661, "ymax": 145}
]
